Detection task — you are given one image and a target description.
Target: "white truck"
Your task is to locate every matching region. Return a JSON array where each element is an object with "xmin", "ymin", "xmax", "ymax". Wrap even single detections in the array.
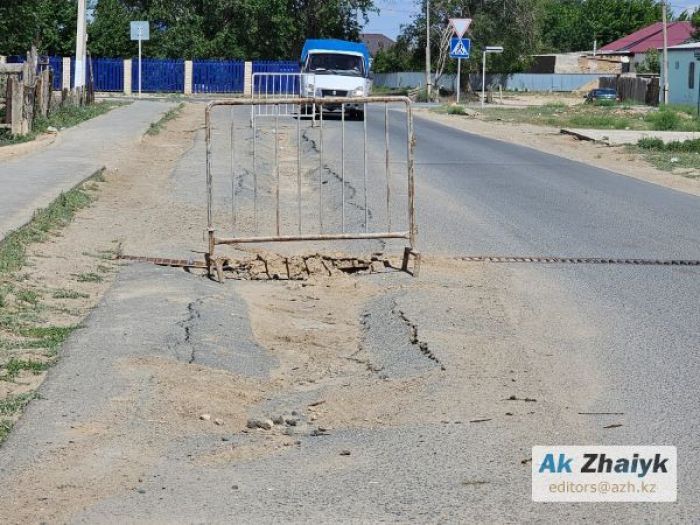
[{"xmin": 300, "ymin": 39, "xmax": 372, "ymax": 120}]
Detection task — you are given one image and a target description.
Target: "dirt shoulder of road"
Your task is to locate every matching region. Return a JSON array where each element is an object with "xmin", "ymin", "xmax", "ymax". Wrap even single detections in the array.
[
  {"xmin": 0, "ymin": 132, "xmax": 58, "ymax": 161},
  {"xmin": 0, "ymin": 103, "xmax": 204, "ymax": 443},
  {"xmin": 416, "ymin": 108, "xmax": 700, "ymax": 198}
]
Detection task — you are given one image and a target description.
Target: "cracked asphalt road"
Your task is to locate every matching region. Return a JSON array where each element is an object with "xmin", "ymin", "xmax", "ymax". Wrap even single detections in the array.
[{"xmin": 0, "ymin": 103, "xmax": 698, "ymax": 523}]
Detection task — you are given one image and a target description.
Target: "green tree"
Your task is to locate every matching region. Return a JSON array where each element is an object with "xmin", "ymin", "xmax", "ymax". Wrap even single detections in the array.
[
  {"xmin": 637, "ymin": 47, "xmax": 660, "ymax": 73},
  {"xmin": 691, "ymin": 8, "xmax": 700, "ymax": 40},
  {"xmin": 540, "ymin": 0, "xmax": 662, "ymax": 53},
  {"xmin": 87, "ymin": 0, "xmax": 135, "ymax": 57},
  {"xmin": 88, "ymin": 0, "xmax": 377, "ymax": 59},
  {"xmin": 0, "ymin": 0, "xmax": 76, "ymax": 56},
  {"xmin": 379, "ymin": 0, "xmax": 544, "ymax": 75}
]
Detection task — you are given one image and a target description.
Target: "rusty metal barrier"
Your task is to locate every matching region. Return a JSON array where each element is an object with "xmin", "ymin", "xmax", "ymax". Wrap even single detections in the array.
[
  {"xmin": 205, "ymin": 96, "xmax": 419, "ymax": 281},
  {"xmin": 250, "ymin": 72, "xmax": 316, "ymax": 126}
]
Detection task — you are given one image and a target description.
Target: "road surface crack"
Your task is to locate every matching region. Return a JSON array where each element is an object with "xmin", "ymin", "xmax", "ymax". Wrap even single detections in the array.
[
  {"xmin": 391, "ymin": 301, "xmax": 445, "ymax": 371},
  {"xmin": 176, "ymin": 299, "xmax": 203, "ymax": 364}
]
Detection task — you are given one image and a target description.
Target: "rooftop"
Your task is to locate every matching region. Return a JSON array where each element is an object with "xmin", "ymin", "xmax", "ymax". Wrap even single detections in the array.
[
  {"xmin": 599, "ymin": 21, "xmax": 693, "ymax": 54},
  {"xmin": 360, "ymin": 33, "xmax": 395, "ymax": 56},
  {"xmin": 667, "ymin": 41, "xmax": 700, "ymax": 50}
]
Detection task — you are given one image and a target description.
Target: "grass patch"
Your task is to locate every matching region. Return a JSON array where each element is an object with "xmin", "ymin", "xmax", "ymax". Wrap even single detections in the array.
[
  {"xmin": 644, "ymin": 109, "xmax": 680, "ymax": 131},
  {"xmin": 469, "ymin": 102, "xmax": 700, "ymax": 132},
  {"xmin": 52, "ymin": 289, "xmax": 89, "ymax": 300},
  {"xmin": 0, "ymin": 185, "xmax": 94, "ymax": 276},
  {"xmin": 629, "ymin": 138, "xmax": 700, "ymax": 177},
  {"xmin": 75, "ymin": 272, "xmax": 103, "ymax": 283},
  {"xmin": 1, "ymin": 357, "xmax": 50, "ymax": 380},
  {"xmin": 16, "ymin": 325, "xmax": 76, "ymax": 350},
  {"xmin": 0, "ymin": 102, "xmax": 122, "ymax": 147},
  {"xmin": 16, "ymin": 289, "xmax": 40, "ymax": 305},
  {"xmin": 446, "ymin": 104, "xmax": 467, "ymax": 115},
  {"xmin": 146, "ymin": 103, "xmax": 185, "ymax": 136},
  {"xmin": 637, "ymin": 137, "xmax": 700, "ymax": 153},
  {"xmin": 0, "ymin": 392, "xmax": 37, "ymax": 416},
  {"xmin": 0, "ymin": 419, "xmax": 12, "ymax": 443},
  {"xmin": 371, "ymin": 85, "xmax": 410, "ymax": 96}
]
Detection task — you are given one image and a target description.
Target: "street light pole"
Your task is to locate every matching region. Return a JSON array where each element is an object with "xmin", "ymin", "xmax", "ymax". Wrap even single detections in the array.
[
  {"xmin": 425, "ymin": 0, "xmax": 432, "ymax": 99},
  {"xmin": 75, "ymin": 0, "xmax": 87, "ymax": 88},
  {"xmin": 481, "ymin": 46, "xmax": 504, "ymax": 109},
  {"xmin": 661, "ymin": 0, "xmax": 669, "ymax": 104}
]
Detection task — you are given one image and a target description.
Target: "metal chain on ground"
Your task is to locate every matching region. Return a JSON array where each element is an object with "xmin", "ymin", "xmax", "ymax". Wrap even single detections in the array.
[{"xmin": 455, "ymin": 256, "xmax": 700, "ymax": 266}]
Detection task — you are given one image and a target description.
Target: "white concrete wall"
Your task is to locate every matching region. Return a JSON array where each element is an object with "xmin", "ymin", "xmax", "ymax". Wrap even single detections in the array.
[
  {"xmin": 184, "ymin": 60, "xmax": 193, "ymax": 95},
  {"xmin": 123, "ymin": 59, "xmax": 132, "ymax": 95},
  {"xmin": 244, "ymin": 61, "xmax": 253, "ymax": 96},
  {"xmin": 62, "ymin": 57, "xmax": 71, "ymax": 90}
]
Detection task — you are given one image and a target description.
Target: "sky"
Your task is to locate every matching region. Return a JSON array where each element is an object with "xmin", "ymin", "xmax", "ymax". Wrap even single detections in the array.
[{"xmin": 364, "ymin": 0, "xmax": 700, "ymax": 40}]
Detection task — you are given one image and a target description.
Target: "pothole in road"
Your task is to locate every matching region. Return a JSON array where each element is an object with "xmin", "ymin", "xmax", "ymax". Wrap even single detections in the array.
[{"xmin": 120, "ymin": 253, "xmax": 401, "ymax": 281}]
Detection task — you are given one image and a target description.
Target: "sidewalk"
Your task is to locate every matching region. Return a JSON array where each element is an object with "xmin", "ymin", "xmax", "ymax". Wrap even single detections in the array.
[
  {"xmin": 561, "ymin": 128, "xmax": 700, "ymax": 145},
  {"xmin": 0, "ymin": 101, "xmax": 175, "ymax": 240}
]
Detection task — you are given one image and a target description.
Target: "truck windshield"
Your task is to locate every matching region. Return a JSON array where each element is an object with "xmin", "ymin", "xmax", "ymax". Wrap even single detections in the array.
[{"xmin": 306, "ymin": 53, "xmax": 364, "ymax": 77}]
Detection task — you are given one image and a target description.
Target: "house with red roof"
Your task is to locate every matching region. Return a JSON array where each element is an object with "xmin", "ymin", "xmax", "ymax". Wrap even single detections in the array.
[{"xmin": 599, "ymin": 21, "xmax": 694, "ymax": 73}]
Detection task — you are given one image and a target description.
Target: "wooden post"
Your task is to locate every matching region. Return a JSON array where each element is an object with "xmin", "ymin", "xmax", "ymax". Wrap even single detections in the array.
[{"xmin": 7, "ymin": 76, "xmax": 23, "ymax": 135}]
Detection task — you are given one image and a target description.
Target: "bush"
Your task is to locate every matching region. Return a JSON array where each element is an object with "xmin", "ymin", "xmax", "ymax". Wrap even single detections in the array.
[
  {"xmin": 645, "ymin": 109, "xmax": 681, "ymax": 131},
  {"xmin": 447, "ymin": 104, "xmax": 466, "ymax": 115},
  {"xmin": 665, "ymin": 139, "xmax": 700, "ymax": 153},
  {"xmin": 636, "ymin": 137, "xmax": 700, "ymax": 152},
  {"xmin": 637, "ymin": 137, "xmax": 664, "ymax": 149}
]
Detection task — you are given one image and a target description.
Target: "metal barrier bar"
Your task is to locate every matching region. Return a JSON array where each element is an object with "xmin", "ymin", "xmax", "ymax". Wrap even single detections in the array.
[
  {"xmin": 250, "ymin": 72, "xmax": 316, "ymax": 126},
  {"xmin": 205, "ymin": 96, "xmax": 419, "ymax": 279}
]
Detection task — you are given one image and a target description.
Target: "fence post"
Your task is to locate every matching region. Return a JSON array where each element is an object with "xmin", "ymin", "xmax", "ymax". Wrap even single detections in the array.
[
  {"xmin": 0, "ymin": 56, "xmax": 6, "ymax": 64},
  {"xmin": 62, "ymin": 57, "xmax": 71, "ymax": 90},
  {"xmin": 244, "ymin": 61, "xmax": 253, "ymax": 97},
  {"xmin": 184, "ymin": 60, "xmax": 193, "ymax": 95},
  {"xmin": 123, "ymin": 59, "xmax": 132, "ymax": 95},
  {"xmin": 7, "ymin": 76, "xmax": 23, "ymax": 135}
]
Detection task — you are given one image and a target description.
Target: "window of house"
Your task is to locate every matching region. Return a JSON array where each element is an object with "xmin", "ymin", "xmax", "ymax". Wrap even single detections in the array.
[{"xmin": 690, "ymin": 62, "xmax": 696, "ymax": 90}]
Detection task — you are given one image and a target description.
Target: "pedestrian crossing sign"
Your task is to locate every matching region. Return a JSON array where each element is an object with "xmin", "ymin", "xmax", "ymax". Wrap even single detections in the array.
[{"xmin": 450, "ymin": 37, "xmax": 471, "ymax": 59}]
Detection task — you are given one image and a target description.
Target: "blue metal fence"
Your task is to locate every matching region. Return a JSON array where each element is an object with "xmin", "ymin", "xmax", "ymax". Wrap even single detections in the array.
[
  {"xmin": 131, "ymin": 59, "xmax": 184, "ymax": 92},
  {"xmin": 92, "ymin": 58, "xmax": 123, "ymax": 91},
  {"xmin": 193, "ymin": 60, "xmax": 244, "ymax": 93},
  {"xmin": 3, "ymin": 57, "xmax": 310, "ymax": 93},
  {"xmin": 48, "ymin": 56, "xmax": 63, "ymax": 90},
  {"xmin": 253, "ymin": 60, "xmax": 299, "ymax": 74},
  {"xmin": 252, "ymin": 60, "xmax": 301, "ymax": 94}
]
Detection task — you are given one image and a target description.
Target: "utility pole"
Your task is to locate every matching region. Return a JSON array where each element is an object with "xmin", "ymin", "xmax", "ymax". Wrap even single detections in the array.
[
  {"xmin": 75, "ymin": 0, "xmax": 87, "ymax": 88},
  {"xmin": 661, "ymin": 0, "xmax": 669, "ymax": 104},
  {"xmin": 425, "ymin": 0, "xmax": 432, "ymax": 99}
]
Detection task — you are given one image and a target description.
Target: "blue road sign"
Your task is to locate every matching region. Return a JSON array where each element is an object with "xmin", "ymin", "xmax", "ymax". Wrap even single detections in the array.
[
  {"xmin": 450, "ymin": 37, "xmax": 471, "ymax": 59},
  {"xmin": 130, "ymin": 21, "xmax": 150, "ymax": 41}
]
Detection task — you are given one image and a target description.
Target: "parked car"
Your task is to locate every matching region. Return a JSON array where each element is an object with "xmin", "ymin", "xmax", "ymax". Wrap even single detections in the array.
[{"xmin": 585, "ymin": 88, "xmax": 620, "ymax": 103}]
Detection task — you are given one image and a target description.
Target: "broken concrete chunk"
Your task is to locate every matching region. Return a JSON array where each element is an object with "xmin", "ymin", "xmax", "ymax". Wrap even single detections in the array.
[{"xmin": 246, "ymin": 418, "xmax": 274, "ymax": 430}]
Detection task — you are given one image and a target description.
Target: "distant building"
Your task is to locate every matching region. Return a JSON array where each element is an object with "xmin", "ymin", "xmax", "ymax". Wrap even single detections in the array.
[
  {"xmin": 360, "ymin": 33, "xmax": 395, "ymax": 57},
  {"xmin": 599, "ymin": 21, "xmax": 693, "ymax": 73},
  {"xmin": 660, "ymin": 42, "xmax": 700, "ymax": 106},
  {"xmin": 528, "ymin": 52, "xmax": 623, "ymax": 74}
]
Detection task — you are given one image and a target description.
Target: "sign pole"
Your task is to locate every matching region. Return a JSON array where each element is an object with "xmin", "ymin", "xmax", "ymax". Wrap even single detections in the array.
[
  {"xmin": 481, "ymin": 50, "xmax": 486, "ymax": 109},
  {"xmin": 138, "ymin": 27, "xmax": 142, "ymax": 98},
  {"xmin": 456, "ymin": 58, "xmax": 461, "ymax": 104}
]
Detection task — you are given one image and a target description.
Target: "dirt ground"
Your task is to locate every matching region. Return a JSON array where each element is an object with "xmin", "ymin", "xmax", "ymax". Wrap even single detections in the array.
[{"xmin": 416, "ymin": 108, "xmax": 700, "ymax": 197}]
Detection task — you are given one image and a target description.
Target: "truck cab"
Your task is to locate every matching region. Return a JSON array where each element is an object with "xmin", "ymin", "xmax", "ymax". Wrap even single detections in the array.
[{"xmin": 301, "ymin": 39, "xmax": 372, "ymax": 119}]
